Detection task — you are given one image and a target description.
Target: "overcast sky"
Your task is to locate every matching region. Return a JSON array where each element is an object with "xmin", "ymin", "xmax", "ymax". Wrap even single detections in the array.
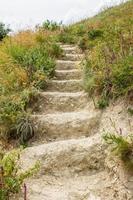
[{"xmin": 0, "ymin": 0, "xmax": 123, "ymax": 31}]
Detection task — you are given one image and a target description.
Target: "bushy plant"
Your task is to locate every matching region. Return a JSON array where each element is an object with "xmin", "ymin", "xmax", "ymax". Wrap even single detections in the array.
[
  {"xmin": 58, "ymin": 27, "xmax": 76, "ymax": 44},
  {"xmin": 0, "ymin": 85, "xmax": 36, "ymax": 141},
  {"xmin": 103, "ymin": 133, "xmax": 133, "ymax": 167},
  {"xmin": 32, "ymin": 70, "xmax": 47, "ymax": 90},
  {"xmin": 0, "ymin": 23, "xmax": 11, "ymax": 41},
  {"xmin": 78, "ymin": 37, "xmax": 88, "ymax": 51},
  {"xmin": 58, "ymin": 32, "xmax": 75, "ymax": 44},
  {"xmin": 42, "ymin": 20, "xmax": 62, "ymax": 31},
  {"xmin": 6, "ymin": 44, "xmax": 56, "ymax": 77},
  {"xmin": 84, "ymin": 43, "xmax": 133, "ymax": 104},
  {"xmin": 0, "ymin": 149, "xmax": 39, "ymax": 199},
  {"xmin": 75, "ymin": 24, "xmax": 86, "ymax": 37},
  {"xmin": 22, "ymin": 46, "xmax": 56, "ymax": 77},
  {"xmin": 16, "ymin": 114, "xmax": 34, "ymax": 145},
  {"xmin": 88, "ymin": 29, "xmax": 103, "ymax": 40},
  {"xmin": 97, "ymin": 96, "xmax": 109, "ymax": 109},
  {"xmin": 127, "ymin": 107, "xmax": 133, "ymax": 116}
]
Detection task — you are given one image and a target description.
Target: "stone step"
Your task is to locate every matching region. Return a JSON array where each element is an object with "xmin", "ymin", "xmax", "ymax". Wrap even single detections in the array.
[
  {"xmin": 47, "ymin": 79, "xmax": 83, "ymax": 92},
  {"xmin": 54, "ymin": 69, "xmax": 82, "ymax": 80},
  {"xmin": 33, "ymin": 92, "xmax": 89, "ymax": 114},
  {"xmin": 56, "ymin": 60, "xmax": 80, "ymax": 70},
  {"xmin": 18, "ymin": 171, "xmax": 111, "ymax": 200},
  {"xmin": 20, "ymin": 135, "xmax": 105, "ymax": 175},
  {"xmin": 19, "ymin": 135, "xmax": 107, "ymax": 199},
  {"xmin": 63, "ymin": 54, "xmax": 84, "ymax": 61},
  {"xmin": 60, "ymin": 44, "xmax": 76, "ymax": 48},
  {"xmin": 62, "ymin": 46, "xmax": 81, "ymax": 54},
  {"xmin": 32, "ymin": 111, "xmax": 101, "ymax": 142}
]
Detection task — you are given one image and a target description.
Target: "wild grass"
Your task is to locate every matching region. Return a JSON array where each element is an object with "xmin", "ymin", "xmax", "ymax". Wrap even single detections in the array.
[
  {"xmin": 58, "ymin": 0, "xmax": 133, "ymax": 108},
  {"xmin": 103, "ymin": 132, "xmax": 133, "ymax": 168}
]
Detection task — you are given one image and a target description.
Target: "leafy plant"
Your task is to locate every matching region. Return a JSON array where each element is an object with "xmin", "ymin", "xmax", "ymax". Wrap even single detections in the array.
[
  {"xmin": 58, "ymin": 27, "xmax": 76, "ymax": 44},
  {"xmin": 103, "ymin": 133, "xmax": 133, "ymax": 167},
  {"xmin": 0, "ymin": 88, "xmax": 35, "ymax": 141},
  {"xmin": 42, "ymin": 20, "xmax": 62, "ymax": 31},
  {"xmin": 0, "ymin": 23, "xmax": 11, "ymax": 41},
  {"xmin": 16, "ymin": 115, "xmax": 34, "ymax": 145},
  {"xmin": 78, "ymin": 37, "xmax": 88, "ymax": 51},
  {"xmin": 75, "ymin": 24, "xmax": 86, "ymax": 37},
  {"xmin": 127, "ymin": 107, "xmax": 133, "ymax": 116},
  {"xmin": 32, "ymin": 70, "xmax": 47, "ymax": 90},
  {"xmin": 97, "ymin": 96, "xmax": 109, "ymax": 109},
  {"xmin": 0, "ymin": 150, "xmax": 39, "ymax": 199},
  {"xmin": 88, "ymin": 29, "xmax": 103, "ymax": 40}
]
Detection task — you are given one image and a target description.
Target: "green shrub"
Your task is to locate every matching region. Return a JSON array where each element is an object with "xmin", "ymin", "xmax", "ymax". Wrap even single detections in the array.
[
  {"xmin": 78, "ymin": 37, "xmax": 88, "ymax": 51},
  {"xmin": 88, "ymin": 29, "xmax": 103, "ymax": 40},
  {"xmin": 75, "ymin": 24, "xmax": 86, "ymax": 37},
  {"xmin": 49, "ymin": 43, "xmax": 63, "ymax": 58},
  {"xmin": 16, "ymin": 114, "xmax": 34, "ymax": 145},
  {"xmin": 97, "ymin": 96, "xmax": 109, "ymax": 109},
  {"xmin": 7, "ymin": 44, "xmax": 56, "ymax": 78},
  {"xmin": 6, "ymin": 44, "xmax": 27, "ymax": 65},
  {"xmin": 42, "ymin": 20, "xmax": 62, "ymax": 31},
  {"xmin": 127, "ymin": 108, "xmax": 133, "ymax": 116},
  {"xmin": 0, "ymin": 149, "xmax": 39, "ymax": 199},
  {"xmin": 58, "ymin": 27, "xmax": 76, "ymax": 44},
  {"xmin": 32, "ymin": 70, "xmax": 47, "ymax": 90},
  {"xmin": 103, "ymin": 133, "xmax": 133, "ymax": 167},
  {"xmin": 112, "ymin": 55, "xmax": 133, "ymax": 97},
  {"xmin": 0, "ymin": 23, "xmax": 11, "ymax": 41},
  {"xmin": 0, "ymin": 89, "xmax": 35, "ymax": 141},
  {"xmin": 23, "ymin": 46, "xmax": 56, "ymax": 77},
  {"xmin": 83, "ymin": 42, "xmax": 133, "ymax": 105},
  {"xmin": 58, "ymin": 32, "xmax": 75, "ymax": 44}
]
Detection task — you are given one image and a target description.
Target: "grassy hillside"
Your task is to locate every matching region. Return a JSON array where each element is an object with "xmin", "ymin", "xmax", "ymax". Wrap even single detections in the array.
[
  {"xmin": 0, "ymin": 1, "xmax": 133, "ymax": 143},
  {"xmin": 0, "ymin": 27, "xmax": 62, "ymax": 142},
  {"xmin": 58, "ymin": 0, "xmax": 133, "ymax": 108},
  {"xmin": 0, "ymin": 2, "xmax": 133, "ymax": 198}
]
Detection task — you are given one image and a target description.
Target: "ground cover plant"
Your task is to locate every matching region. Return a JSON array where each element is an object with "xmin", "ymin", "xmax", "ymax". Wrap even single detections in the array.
[
  {"xmin": 58, "ymin": 0, "xmax": 133, "ymax": 108},
  {"xmin": 103, "ymin": 132, "xmax": 133, "ymax": 168},
  {"xmin": 0, "ymin": 149, "xmax": 39, "ymax": 199}
]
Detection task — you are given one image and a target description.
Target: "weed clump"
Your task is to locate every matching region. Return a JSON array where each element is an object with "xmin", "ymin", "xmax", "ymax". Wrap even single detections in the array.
[
  {"xmin": 0, "ymin": 149, "xmax": 39, "ymax": 199},
  {"xmin": 88, "ymin": 29, "xmax": 103, "ymax": 40},
  {"xmin": 103, "ymin": 133, "xmax": 133, "ymax": 168}
]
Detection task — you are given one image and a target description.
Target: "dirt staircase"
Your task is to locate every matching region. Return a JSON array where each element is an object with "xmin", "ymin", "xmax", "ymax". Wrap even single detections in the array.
[{"xmin": 18, "ymin": 45, "xmax": 132, "ymax": 200}]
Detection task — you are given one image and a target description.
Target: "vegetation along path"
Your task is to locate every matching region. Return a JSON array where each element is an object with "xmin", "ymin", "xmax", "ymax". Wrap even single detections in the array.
[{"xmin": 18, "ymin": 44, "xmax": 133, "ymax": 200}]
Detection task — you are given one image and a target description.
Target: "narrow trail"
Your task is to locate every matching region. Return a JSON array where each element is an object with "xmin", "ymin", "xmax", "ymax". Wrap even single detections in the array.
[{"xmin": 18, "ymin": 45, "xmax": 132, "ymax": 200}]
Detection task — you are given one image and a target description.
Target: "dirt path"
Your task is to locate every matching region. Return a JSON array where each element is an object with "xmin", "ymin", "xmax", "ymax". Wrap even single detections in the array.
[{"xmin": 18, "ymin": 45, "xmax": 133, "ymax": 200}]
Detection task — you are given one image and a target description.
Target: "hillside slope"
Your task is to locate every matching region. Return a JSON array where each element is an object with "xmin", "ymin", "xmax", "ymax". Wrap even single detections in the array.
[
  {"xmin": 58, "ymin": 0, "xmax": 133, "ymax": 108},
  {"xmin": 0, "ymin": 1, "xmax": 133, "ymax": 199},
  {"xmin": 15, "ymin": 44, "xmax": 133, "ymax": 200},
  {"xmin": 17, "ymin": 2, "xmax": 133, "ymax": 199}
]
